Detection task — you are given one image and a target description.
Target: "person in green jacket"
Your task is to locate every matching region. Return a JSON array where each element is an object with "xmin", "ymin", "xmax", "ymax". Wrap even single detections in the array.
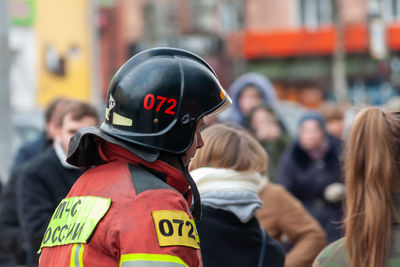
[{"xmin": 247, "ymin": 104, "xmax": 291, "ymax": 181}]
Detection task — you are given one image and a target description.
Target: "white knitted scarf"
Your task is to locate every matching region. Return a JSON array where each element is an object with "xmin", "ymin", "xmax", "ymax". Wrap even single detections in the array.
[
  {"xmin": 190, "ymin": 167, "xmax": 268, "ymax": 194},
  {"xmin": 190, "ymin": 167, "xmax": 269, "ymax": 223}
]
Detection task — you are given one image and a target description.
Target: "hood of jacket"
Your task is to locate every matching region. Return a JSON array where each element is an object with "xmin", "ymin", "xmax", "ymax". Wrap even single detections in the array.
[{"xmin": 227, "ymin": 73, "xmax": 277, "ymax": 124}]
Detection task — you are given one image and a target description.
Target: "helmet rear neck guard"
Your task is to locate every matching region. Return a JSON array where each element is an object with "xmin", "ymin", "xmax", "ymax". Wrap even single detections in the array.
[{"xmin": 67, "ymin": 126, "xmax": 160, "ymax": 167}]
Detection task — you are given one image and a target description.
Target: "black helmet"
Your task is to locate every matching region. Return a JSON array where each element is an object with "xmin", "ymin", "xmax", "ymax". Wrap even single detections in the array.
[{"xmin": 67, "ymin": 47, "xmax": 231, "ymax": 166}]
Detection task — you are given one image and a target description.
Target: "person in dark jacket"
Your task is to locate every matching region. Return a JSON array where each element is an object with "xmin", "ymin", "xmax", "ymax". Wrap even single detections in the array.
[
  {"xmin": 0, "ymin": 168, "xmax": 28, "ymax": 267},
  {"xmin": 190, "ymin": 124, "xmax": 285, "ymax": 267},
  {"xmin": 16, "ymin": 100, "xmax": 99, "ymax": 266},
  {"xmin": 0, "ymin": 98, "xmax": 71, "ymax": 267},
  {"xmin": 277, "ymin": 112, "xmax": 344, "ymax": 243}
]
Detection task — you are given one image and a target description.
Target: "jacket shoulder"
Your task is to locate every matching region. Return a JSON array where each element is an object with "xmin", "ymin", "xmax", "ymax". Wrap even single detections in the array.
[
  {"xmin": 18, "ymin": 148, "xmax": 58, "ymax": 180},
  {"xmin": 313, "ymin": 238, "xmax": 347, "ymax": 267},
  {"xmin": 261, "ymin": 183, "xmax": 287, "ymax": 196},
  {"xmin": 24, "ymin": 146, "xmax": 56, "ymax": 167},
  {"xmin": 261, "ymin": 183, "xmax": 304, "ymax": 207}
]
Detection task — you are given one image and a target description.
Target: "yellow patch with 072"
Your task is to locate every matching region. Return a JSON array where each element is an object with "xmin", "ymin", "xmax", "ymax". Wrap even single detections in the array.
[{"xmin": 152, "ymin": 210, "xmax": 200, "ymax": 249}]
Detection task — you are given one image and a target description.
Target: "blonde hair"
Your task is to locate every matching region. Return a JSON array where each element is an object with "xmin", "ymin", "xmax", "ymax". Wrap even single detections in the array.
[
  {"xmin": 190, "ymin": 123, "xmax": 267, "ymax": 173},
  {"xmin": 344, "ymin": 107, "xmax": 400, "ymax": 267}
]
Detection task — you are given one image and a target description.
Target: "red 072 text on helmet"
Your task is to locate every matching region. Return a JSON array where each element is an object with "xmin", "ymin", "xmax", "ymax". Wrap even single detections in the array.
[{"xmin": 143, "ymin": 93, "xmax": 177, "ymax": 115}]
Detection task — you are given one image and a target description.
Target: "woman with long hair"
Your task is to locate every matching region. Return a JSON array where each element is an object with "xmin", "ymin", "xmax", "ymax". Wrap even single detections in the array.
[{"xmin": 313, "ymin": 107, "xmax": 400, "ymax": 267}]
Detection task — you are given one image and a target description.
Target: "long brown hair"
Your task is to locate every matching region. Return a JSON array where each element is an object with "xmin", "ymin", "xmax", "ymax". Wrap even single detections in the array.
[
  {"xmin": 190, "ymin": 123, "xmax": 267, "ymax": 173},
  {"xmin": 344, "ymin": 107, "xmax": 400, "ymax": 267}
]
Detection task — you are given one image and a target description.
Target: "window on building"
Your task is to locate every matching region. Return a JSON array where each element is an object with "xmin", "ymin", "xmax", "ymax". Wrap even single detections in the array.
[
  {"xmin": 190, "ymin": 0, "xmax": 243, "ymax": 34},
  {"xmin": 219, "ymin": 2, "xmax": 241, "ymax": 32},
  {"xmin": 381, "ymin": 0, "xmax": 400, "ymax": 22},
  {"xmin": 297, "ymin": 0, "xmax": 333, "ymax": 28},
  {"xmin": 144, "ymin": 1, "xmax": 180, "ymax": 42}
]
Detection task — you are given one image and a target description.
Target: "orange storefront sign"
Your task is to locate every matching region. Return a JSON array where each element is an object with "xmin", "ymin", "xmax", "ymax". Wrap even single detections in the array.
[
  {"xmin": 387, "ymin": 24, "xmax": 400, "ymax": 50},
  {"xmin": 230, "ymin": 24, "xmax": 400, "ymax": 59}
]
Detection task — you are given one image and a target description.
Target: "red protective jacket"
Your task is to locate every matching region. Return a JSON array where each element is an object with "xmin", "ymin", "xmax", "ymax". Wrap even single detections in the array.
[{"xmin": 39, "ymin": 142, "xmax": 202, "ymax": 267}]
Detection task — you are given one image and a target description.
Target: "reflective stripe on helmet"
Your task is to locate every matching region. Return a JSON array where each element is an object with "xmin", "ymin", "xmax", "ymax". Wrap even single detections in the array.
[
  {"xmin": 119, "ymin": 254, "xmax": 189, "ymax": 267},
  {"xmin": 112, "ymin": 111, "xmax": 133, "ymax": 126},
  {"xmin": 70, "ymin": 243, "xmax": 84, "ymax": 267}
]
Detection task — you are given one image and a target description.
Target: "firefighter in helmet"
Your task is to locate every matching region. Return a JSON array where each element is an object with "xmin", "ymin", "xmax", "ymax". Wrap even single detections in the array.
[{"xmin": 38, "ymin": 48, "xmax": 231, "ymax": 267}]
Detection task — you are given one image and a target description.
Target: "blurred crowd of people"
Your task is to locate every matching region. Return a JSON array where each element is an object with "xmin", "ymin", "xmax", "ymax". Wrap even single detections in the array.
[
  {"xmin": 0, "ymin": 68, "xmax": 399, "ymax": 267},
  {"xmin": 196, "ymin": 72, "xmax": 400, "ymax": 267}
]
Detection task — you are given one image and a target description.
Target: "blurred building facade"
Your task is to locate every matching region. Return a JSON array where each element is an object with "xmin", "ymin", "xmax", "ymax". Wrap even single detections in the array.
[
  {"xmin": 99, "ymin": 0, "xmax": 243, "ymax": 95},
  {"xmin": 100, "ymin": 0, "xmax": 400, "ymax": 108},
  {"xmin": 7, "ymin": 0, "xmax": 400, "ymax": 168},
  {"xmin": 9, "ymin": 0, "xmax": 400, "ymax": 111},
  {"xmin": 9, "ymin": 0, "xmax": 100, "ymax": 110},
  {"xmin": 228, "ymin": 0, "xmax": 400, "ymax": 106}
]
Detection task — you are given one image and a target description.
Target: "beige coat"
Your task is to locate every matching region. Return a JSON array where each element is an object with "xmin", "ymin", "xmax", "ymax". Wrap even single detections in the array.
[{"xmin": 257, "ymin": 183, "xmax": 327, "ymax": 267}]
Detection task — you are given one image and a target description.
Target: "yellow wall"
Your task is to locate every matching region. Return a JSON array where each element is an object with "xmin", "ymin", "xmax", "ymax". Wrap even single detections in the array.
[{"xmin": 36, "ymin": 0, "xmax": 91, "ymax": 107}]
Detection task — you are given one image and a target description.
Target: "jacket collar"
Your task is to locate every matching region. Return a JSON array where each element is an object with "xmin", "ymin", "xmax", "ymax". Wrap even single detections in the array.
[{"xmin": 99, "ymin": 141, "xmax": 191, "ymax": 199}]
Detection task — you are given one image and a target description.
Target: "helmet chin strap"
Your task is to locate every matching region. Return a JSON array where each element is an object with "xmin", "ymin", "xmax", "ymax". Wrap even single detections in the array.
[{"xmin": 178, "ymin": 157, "xmax": 202, "ymax": 221}]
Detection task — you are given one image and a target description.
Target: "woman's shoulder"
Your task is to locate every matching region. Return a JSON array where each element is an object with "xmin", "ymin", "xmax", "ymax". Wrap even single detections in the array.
[
  {"xmin": 314, "ymin": 230, "xmax": 400, "ymax": 267},
  {"xmin": 313, "ymin": 238, "xmax": 348, "ymax": 267}
]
